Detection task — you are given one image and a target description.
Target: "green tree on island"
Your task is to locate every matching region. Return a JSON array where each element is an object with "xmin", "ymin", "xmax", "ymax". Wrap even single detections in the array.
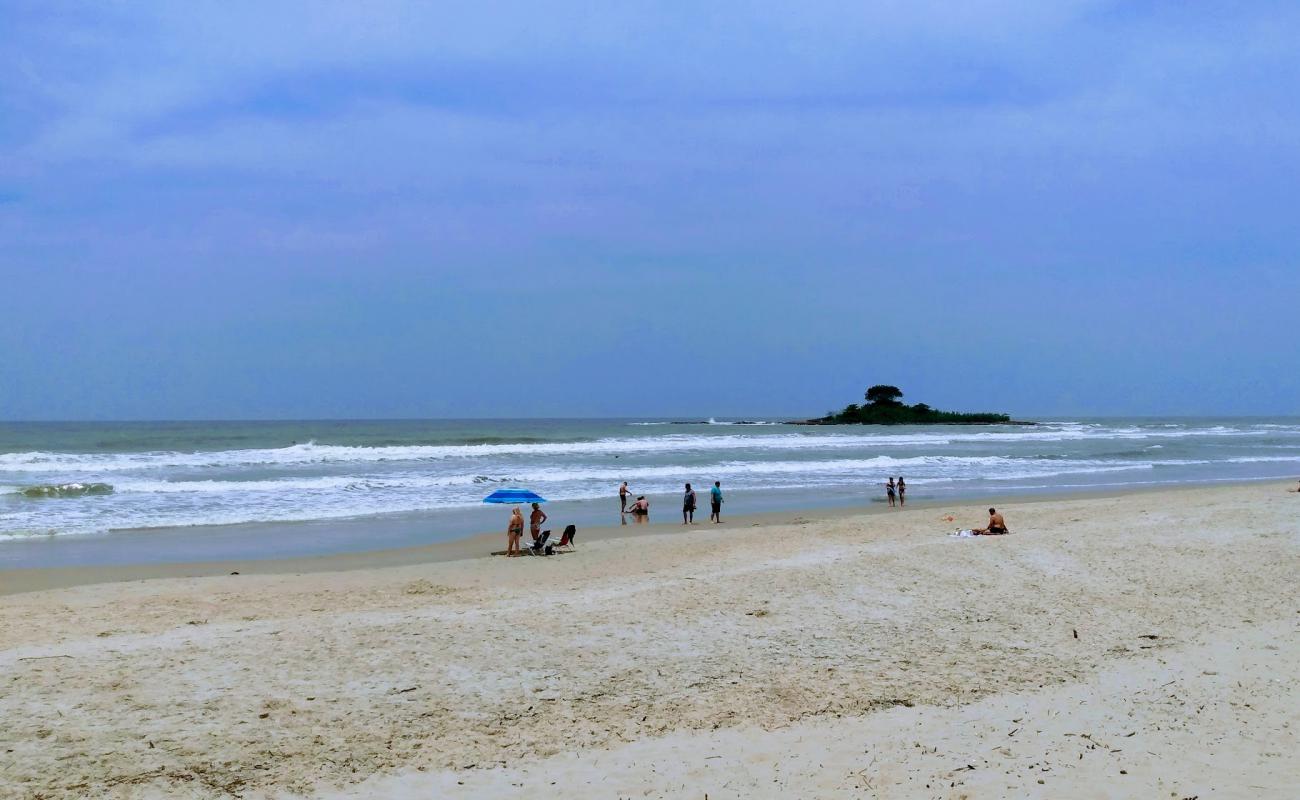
[
  {"xmin": 864, "ymin": 385, "xmax": 904, "ymax": 406},
  {"xmin": 803, "ymin": 385, "xmax": 1015, "ymax": 425}
]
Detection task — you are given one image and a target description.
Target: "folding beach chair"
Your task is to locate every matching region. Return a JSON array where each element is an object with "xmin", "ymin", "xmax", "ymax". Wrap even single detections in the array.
[
  {"xmin": 527, "ymin": 530, "xmax": 551, "ymax": 556},
  {"xmin": 553, "ymin": 524, "xmax": 577, "ymax": 552}
]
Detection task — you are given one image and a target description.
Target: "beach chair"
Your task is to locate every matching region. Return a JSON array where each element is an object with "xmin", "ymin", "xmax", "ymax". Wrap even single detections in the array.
[
  {"xmin": 553, "ymin": 524, "xmax": 577, "ymax": 552},
  {"xmin": 527, "ymin": 530, "xmax": 551, "ymax": 556}
]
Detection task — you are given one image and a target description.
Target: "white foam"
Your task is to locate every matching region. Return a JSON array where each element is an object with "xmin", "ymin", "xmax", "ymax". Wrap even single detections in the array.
[
  {"xmin": 7, "ymin": 424, "xmax": 1292, "ymax": 475},
  {"xmin": 8, "ymin": 420, "xmax": 1300, "ymax": 478},
  {"xmin": 4, "ymin": 420, "xmax": 1298, "ymax": 540}
]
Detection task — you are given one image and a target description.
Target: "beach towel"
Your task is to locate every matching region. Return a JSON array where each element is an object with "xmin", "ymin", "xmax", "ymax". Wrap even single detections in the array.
[{"xmin": 949, "ymin": 529, "xmax": 978, "ymax": 538}]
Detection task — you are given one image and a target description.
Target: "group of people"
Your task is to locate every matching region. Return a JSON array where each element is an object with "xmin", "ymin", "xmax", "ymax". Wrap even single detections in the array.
[
  {"xmin": 504, "ymin": 476, "xmax": 1020, "ymax": 555},
  {"xmin": 504, "ymin": 501, "xmax": 551, "ymax": 557},
  {"xmin": 619, "ymin": 480, "xmax": 725, "ymax": 524},
  {"xmin": 885, "ymin": 476, "xmax": 906, "ymax": 507},
  {"xmin": 882, "ymin": 476, "xmax": 1009, "ymax": 534}
]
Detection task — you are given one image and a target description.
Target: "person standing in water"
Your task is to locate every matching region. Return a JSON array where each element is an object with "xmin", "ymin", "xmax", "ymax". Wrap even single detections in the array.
[
  {"xmin": 619, "ymin": 481, "xmax": 630, "ymax": 513},
  {"xmin": 886, "ymin": 477, "xmax": 896, "ymax": 507},
  {"xmin": 897, "ymin": 476, "xmax": 906, "ymax": 507},
  {"xmin": 682, "ymin": 483, "xmax": 697, "ymax": 524},
  {"xmin": 710, "ymin": 481, "xmax": 724, "ymax": 523}
]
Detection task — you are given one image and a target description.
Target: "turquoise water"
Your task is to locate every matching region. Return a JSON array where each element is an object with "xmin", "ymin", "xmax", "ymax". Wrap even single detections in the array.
[{"xmin": 1, "ymin": 417, "xmax": 1298, "ymax": 567}]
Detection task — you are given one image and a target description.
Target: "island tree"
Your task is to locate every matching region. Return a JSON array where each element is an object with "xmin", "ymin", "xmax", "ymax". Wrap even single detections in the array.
[
  {"xmin": 864, "ymin": 385, "xmax": 904, "ymax": 406},
  {"xmin": 804, "ymin": 386, "xmax": 1013, "ymax": 425}
]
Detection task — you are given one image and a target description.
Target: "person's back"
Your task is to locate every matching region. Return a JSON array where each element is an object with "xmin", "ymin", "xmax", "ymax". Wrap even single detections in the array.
[
  {"xmin": 506, "ymin": 508, "xmax": 524, "ymax": 556},
  {"xmin": 987, "ymin": 508, "xmax": 1007, "ymax": 533}
]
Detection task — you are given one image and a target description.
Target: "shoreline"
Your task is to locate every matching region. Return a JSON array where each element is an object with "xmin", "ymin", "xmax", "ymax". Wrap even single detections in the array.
[
  {"xmin": 3, "ymin": 480, "xmax": 1296, "ymax": 798},
  {"xmin": 3, "ymin": 478, "xmax": 1289, "ymax": 596}
]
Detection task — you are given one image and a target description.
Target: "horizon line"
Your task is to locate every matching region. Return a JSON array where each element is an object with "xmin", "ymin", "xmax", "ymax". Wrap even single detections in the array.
[{"xmin": 2, "ymin": 414, "xmax": 1298, "ymax": 425}]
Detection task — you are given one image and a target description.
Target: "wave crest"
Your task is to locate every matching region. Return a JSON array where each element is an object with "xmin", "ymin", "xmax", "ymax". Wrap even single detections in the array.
[{"xmin": 18, "ymin": 482, "xmax": 114, "ymax": 498}]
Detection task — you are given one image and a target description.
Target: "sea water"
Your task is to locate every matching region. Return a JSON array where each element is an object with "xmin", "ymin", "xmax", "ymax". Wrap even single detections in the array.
[{"xmin": 1, "ymin": 418, "xmax": 1297, "ymax": 566}]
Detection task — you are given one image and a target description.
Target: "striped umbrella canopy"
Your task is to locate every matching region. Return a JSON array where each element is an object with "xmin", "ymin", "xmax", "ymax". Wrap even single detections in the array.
[{"xmin": 482, "ymin": 487, "xmax": 547, "ymax": 504}]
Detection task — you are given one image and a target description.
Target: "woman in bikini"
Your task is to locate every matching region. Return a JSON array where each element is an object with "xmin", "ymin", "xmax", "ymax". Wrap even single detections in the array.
[
  {"xmin": 529, "ymin": 502, "xmax": 548, "ymax": 543},
  {"xmin": 507, "ymin": 507, "xmax": 525, "ymax": 556}
]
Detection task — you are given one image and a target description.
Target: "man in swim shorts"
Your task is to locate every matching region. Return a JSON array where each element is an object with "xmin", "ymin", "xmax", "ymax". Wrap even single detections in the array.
[
  {"xmin": 630, "ymin": 496, "xmax": 649, "ymax": 523},
  {"xmin": 710, "ymin": 481, "xmax": 723, "ymax": 522},
  {"xmin": 976, "ymin": 508, "xmax": 1008, "ymax": 535}
]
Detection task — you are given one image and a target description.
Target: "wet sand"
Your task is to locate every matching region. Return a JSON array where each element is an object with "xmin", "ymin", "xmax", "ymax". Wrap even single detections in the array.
[
  {"xmin": 1, "ymin": 482, "xmax": 1297, "ymax": 798},
  {"xmin": 0, "ymin": 481, "xmax": 1247, "ymax": 597}
]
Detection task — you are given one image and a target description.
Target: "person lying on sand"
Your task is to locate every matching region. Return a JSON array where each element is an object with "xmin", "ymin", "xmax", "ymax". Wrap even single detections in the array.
[{"xmin": 974, "ymin": 508, "xmax": 1009, "ymax": 535}]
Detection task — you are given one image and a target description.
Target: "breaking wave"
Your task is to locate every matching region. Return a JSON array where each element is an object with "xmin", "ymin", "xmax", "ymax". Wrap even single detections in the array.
[
  {"xmin": 2, "ymin": 418, "xmax": 1298, "ymax": 541},
  {"xmin": 3, "ymin": 422, "xmax": 1296, "ymax": 475},
  {"xmin": 16, "ymin": 482, "xmax": 114, "ymax": 498}
]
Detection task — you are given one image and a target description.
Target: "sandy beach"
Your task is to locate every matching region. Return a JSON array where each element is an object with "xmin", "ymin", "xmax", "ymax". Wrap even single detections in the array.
[{"xmin": 2, "ymin": 482, "xmax": 1297, "ymax": 799}]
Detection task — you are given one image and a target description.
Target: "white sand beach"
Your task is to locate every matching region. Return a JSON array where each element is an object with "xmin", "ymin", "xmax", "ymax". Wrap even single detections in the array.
[{"xmin": 2, "ymin": 482, "xmax": 1297, "ymax": 799}]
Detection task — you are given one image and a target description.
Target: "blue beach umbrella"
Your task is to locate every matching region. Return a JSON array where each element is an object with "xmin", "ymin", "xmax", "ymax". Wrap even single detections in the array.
[{"xmin": 482, "ymin": 487, "xmax": 547, "ymax": 505}]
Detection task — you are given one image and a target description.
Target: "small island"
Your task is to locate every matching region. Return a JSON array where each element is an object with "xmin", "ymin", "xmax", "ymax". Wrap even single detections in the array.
[{"xmin": 794, "ymin": 385, "xmax": 1018, "ymax": 425}]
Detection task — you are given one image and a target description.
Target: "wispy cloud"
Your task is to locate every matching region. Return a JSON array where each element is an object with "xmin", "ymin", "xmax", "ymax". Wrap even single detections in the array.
[{"xmin": 1, "ymin": 1, "xmax": 1298, "ymax": 417}]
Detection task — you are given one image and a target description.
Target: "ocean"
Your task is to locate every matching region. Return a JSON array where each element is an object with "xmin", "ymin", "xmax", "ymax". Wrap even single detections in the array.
[{"xmin": 2, "ymin": 417, "xmax": 1298, "ymax": 567}]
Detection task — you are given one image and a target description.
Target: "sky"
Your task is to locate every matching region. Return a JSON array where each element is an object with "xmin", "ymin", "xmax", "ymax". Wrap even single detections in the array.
[{"xmin": 1, "ymin": 1, "xmax": 1298, "ymax": 419}]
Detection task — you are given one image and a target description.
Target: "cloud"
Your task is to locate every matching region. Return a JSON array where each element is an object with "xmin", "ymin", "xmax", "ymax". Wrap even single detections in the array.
[
  {"xmin": 5, "ymin": 2, "xmax": 1110, "ymax": 158},
  {"xmin": 2, "ymin": 1, "xmax": 1299, "ymax": 416}
]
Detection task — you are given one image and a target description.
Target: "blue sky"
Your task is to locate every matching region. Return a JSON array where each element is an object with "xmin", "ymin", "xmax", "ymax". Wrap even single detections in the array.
[{"xmin": 1, "ymin": 1, "xmax": 1297, "ymax": 419}]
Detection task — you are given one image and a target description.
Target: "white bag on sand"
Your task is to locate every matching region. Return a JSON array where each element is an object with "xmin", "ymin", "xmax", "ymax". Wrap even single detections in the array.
[{"xmin": 949, "ymin": 529, "xmax": 977, "ymax": 538}]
